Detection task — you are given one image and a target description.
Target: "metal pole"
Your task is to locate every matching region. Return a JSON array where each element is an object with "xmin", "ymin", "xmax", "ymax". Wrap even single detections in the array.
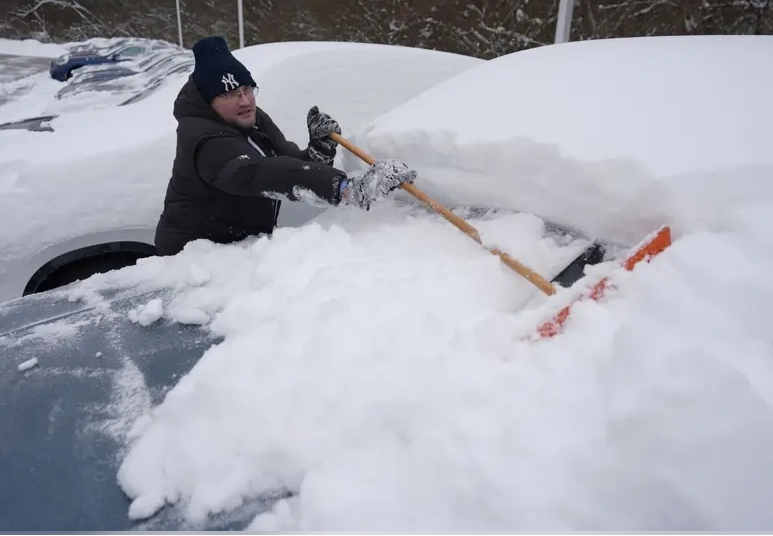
[
  {"xmin": 554, "ymin": 0, "xmax": 574, "ymax": 44},
  {"xmin": 175, "ymin": 0, "xmax": 183, "ymax": 47},
  {"xmin": 237, "ymin": 0, "xmax": 245, "ymax": 48}
]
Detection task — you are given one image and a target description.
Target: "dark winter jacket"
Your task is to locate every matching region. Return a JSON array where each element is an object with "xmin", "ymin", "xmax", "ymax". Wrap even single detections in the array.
[{"xmin": 154, "ymin": 75, "xmax": 347, "ymax": 256}]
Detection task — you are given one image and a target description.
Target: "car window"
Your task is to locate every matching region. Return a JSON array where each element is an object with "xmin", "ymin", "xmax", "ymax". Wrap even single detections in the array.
[{"xmin": 117, "ymin": 46, "xmax": 145, "ymax": 57}]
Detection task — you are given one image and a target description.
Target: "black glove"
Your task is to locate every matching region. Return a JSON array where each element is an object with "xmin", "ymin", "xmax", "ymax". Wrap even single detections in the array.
[
  {"xmin": 343, "ymin": 158, "xmax": 417, "ymax": 210},
  {"xmin": 307, "ymin": 105, "xmax": 341, "ymax": 165}
]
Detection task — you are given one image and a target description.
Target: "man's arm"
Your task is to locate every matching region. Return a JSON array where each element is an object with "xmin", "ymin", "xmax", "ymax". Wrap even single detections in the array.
[{"xmin": 194, "ymin": 134, "xmax": 345, "ymax": 205}]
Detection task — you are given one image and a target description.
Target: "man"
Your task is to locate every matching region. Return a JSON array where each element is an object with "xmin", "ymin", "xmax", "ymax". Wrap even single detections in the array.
[{"xmin": 154, "ymin": 35, "xmax": 416, "ymax": 256}]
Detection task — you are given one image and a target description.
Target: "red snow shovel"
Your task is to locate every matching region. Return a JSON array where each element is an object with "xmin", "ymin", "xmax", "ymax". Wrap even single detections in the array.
[{"xmin": 329, "ymin": 132, "xmax": 558, "ymax": 296}]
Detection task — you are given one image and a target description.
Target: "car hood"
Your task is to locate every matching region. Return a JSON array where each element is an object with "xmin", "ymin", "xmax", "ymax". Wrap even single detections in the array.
[{"xmin": 0, "ymin": 285, "xmax": 282, "ymax": 530}]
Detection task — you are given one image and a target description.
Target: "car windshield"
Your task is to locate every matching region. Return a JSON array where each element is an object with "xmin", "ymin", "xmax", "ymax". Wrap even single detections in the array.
[{"xmin": 0, "ymin": 284, "xmax": 245, "ymax": 530}]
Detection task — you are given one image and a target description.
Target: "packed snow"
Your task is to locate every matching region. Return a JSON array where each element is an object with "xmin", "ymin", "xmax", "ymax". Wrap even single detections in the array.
[
  {"xmin": 361, "ymin": 35, "xmax": 773, "ymax": 246},
  {"xmin": 3, "ymin": 34, "xmax": 773, "ymax": 531}
]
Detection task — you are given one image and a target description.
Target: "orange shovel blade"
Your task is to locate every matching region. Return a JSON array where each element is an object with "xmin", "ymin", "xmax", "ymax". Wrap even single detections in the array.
[{"xmin": 535, "ymin": 225, "xmax": 672, "ymax": 339}]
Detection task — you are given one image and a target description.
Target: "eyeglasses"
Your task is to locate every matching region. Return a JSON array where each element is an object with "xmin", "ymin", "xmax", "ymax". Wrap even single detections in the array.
[{"xmin": 219, "ymin": 85, "xmax": 259, "ymax": 101}]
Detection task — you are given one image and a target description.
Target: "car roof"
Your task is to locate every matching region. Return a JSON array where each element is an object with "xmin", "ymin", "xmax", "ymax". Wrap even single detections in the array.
[{"xmin": 0, "ymin": 285, "xmax": 283, "ymax": 530}]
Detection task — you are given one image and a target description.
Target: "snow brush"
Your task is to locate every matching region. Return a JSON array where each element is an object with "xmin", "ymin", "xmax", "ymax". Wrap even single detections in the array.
[{"xmin": 329, "ymin": 132, "xmax": 557, "ymax": 296}]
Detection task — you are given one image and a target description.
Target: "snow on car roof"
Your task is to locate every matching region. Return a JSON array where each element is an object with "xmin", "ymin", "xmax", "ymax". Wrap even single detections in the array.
[{"xmin": 364, "ymin": 34, "xmax": 773, "ymax": 246}]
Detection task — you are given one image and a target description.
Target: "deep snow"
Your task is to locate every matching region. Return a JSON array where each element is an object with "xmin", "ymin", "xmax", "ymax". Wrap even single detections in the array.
[
  {"xmin": 3, "ymin": 35, "xmax": 773, "ymax": 531},
  {"xmin": 361, "ymin": 35, "xmax": 773, "ymax": 247}
]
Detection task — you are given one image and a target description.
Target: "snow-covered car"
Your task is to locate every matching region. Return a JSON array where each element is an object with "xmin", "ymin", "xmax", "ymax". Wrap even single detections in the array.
[
  {"xmin": 3, "ymin": 34, "xmax": 773, "ymax": 532},
  {"xmin": 0, "ymin": 41, "xmax": 484, "ymax": 305},
  {"xmin": 53, "ymin": 49, "xmax": 194, "ymax": 105},
  {"xmin": 64, "ymin": 37, "xmax": 139, "ymax": 57},
  {"xmin": 356, "ymin": 34, "xmax": 773, "ymax": 248},
  {"xmin": 49, "ymin": 38, "xmax": 178, "ymax": 81}
]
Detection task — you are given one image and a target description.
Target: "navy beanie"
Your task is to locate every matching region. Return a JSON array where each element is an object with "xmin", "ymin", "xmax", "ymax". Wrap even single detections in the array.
[{"xmin": 192, "ymin": 36, "xmax": 256, "ymax": 103}]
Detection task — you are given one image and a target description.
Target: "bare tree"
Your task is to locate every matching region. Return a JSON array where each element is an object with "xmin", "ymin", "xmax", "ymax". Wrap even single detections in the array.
[
  {"xmin": 418, "ymin": 0, "xmax": 558, "ymax": 58},
  {"xmin": 7, "ymin": 0, "xmax": 110, "ymax": 41},
  {"xmin": 1, "ymin": 0, "xmax": 771, "ymax": 59},
  {"xmin": 572, "ymin": 0, "xmax": 773, "ymax": 39}
]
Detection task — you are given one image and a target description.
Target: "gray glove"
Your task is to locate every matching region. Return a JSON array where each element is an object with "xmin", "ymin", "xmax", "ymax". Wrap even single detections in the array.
[
  {"xmin": 307, "ymin": 105, "xmax": 341, "ymax": 165},
  {"xmin": 343, "ymin": 158, "xmax": 417, "ymax": 210},
  {"xmin": 307, "ymin": 105, "xmax": 341, "ymax": 139}
]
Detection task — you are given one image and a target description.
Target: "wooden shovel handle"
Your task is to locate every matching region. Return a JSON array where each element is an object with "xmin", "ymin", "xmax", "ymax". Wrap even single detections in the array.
[{"xmin": 329, "ymin": 132, "xmax": 556, "ymax": 296}]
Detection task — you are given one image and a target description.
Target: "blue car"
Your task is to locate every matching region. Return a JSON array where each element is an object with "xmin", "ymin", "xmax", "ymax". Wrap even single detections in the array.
[{"xmin": 49, "ymin": 41, "xmax": 175, "ymax": 82}]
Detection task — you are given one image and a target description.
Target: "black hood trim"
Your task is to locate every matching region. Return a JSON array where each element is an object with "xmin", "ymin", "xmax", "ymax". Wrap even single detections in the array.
[{"xmin": 173, "ymin": 75, "xmax": 229, "ymax": 125}]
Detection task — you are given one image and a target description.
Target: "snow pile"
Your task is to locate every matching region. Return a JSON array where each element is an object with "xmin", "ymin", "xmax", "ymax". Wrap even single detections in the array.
[
  {"xmin": 58, "ymin": 194, "xmax": 773, "ymax": 530},
  {"xmin": 128, "ymin": 298, "xmax": 164, "ymax": 327},
  {"xmin": 361, "ymin": 35, "xmax": 773, "ymax": 246},
  {"xmin": 0, "ymin": 38, "xmax": 67, "ymax": 57}
]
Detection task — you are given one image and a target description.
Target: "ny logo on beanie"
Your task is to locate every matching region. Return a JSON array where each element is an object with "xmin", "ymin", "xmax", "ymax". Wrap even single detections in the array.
[
  {"xmin": 222, "ymin": 73, "xmax": 239, "ymax": 92},
  {"xmin": 192, "ymin": 36, "xmax": 257, "ymax": 104}
]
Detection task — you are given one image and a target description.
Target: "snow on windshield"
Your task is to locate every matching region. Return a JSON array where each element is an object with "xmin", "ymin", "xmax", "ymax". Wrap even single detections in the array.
[{"xmin": 47, "ymin": 35, "xmax": 773, "ymax": 531}]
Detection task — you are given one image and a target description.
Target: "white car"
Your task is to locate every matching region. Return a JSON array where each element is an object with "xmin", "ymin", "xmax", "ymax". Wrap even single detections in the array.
[{"xmin": 0, "ymin": 41, "xmax": 483, "ymax": 304}]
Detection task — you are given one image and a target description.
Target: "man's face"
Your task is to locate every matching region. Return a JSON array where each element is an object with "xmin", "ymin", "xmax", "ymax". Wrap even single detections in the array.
[{"xmin": 211, "ymin": 85, "xmax": 257, "ymax": 129}]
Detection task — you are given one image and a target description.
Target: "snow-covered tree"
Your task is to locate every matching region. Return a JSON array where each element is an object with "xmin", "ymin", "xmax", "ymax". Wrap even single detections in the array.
[{"xmin": 2, "ymin": 0, "xmax": 771, "ymax": 58}]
